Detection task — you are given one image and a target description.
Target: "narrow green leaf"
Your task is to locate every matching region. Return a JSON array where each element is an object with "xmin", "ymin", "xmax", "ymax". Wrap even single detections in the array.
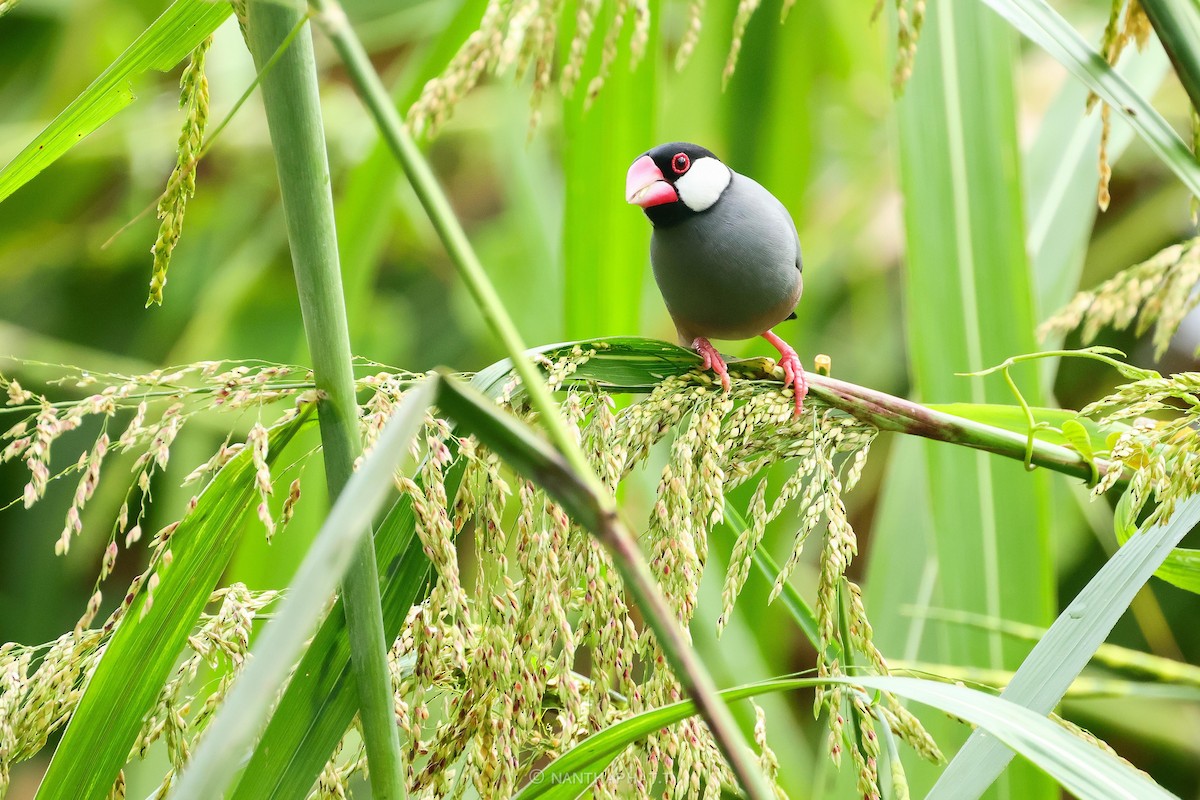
[
  {"xmin": 0, "ymin": 0, "xmax": 232, "ymax": 204},
  {"xmin": 1059, "ymin": 419, "xmax": 1096, "ymax": 463},
  {"xmin": 1138, "ymin": 0, "xmax": 1200, "ymax": 116},
  {"xmin": 930, "ymin": 492, "xmax": 1200, "ymax": 798},
  {"xmin": 34, "ymin": 412, "xmax": 309, "ymax": 800},
  {"xmin": 977, "ymin": 0, "xmax": 1200, "ymax": 197},
  {"xmin": 170, "ymin": 380, "xmax": 436, "ymax": 800},
  {"xmin": 1025, "ymin": 39, "xmax": 1170, "ymax": 320},
  {"xmin": 914, "ymin": 607, "xmax": 1200, "ymax": 686},
  {"xmin": 1114, "ymin": 489, "xmax": 1200, "ymax": 596},
  {"xmin": 513, "ymin": 676, "xmax": 1173, "ymax": 800}
]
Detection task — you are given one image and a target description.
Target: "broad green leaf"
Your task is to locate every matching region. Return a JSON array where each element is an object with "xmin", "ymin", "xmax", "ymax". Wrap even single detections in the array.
[
  {"xmin": 512, "ymin": 675, "xmax": 1173, "ymax": 800},
  {"xmin": 0, "ymin": 0, "xmax": 232, "ymax": 204},
  {"xmin": 1114, "ymin": 489, "xmax": 1200, "ymax": 596},
  {"xmin": 930, "ymin": 492, "xmax": 1200, "ymax": 798},
  {"xmin": 561, "ymin": 2, "xmax": 658, "ymax": 340},
  {"xmin": 170, "ymin": 381, "xmax": 436, "ymax": 800},
  {"xmin": 977, "ymin": 0, "xmax": 1200, "ymax": 198},
  {"xmin": 34, "ymin": 411, "xmax": 309, "ymax": 800},
  {"xmin": 895, "ymin": 3, "xmax": 1055, "ymax": 797}
]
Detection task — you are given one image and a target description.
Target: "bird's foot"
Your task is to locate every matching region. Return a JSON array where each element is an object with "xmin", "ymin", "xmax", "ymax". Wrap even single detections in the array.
[
  {"xmin": 691, "ymin": 337, "xmax": 731, "ymax": 392},
  {"xmin": 761, "ymin": 330, "xmax": 808, "ymax": 417}
]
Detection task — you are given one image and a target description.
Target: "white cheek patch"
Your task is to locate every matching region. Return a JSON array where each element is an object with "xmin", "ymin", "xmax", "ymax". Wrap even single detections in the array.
[{"xmin": 675, "ymin": 157, "xmax": 731, "ymax": 212}]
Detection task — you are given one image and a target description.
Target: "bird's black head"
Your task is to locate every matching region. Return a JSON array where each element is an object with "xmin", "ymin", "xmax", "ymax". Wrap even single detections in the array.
[{"xmin": 625, "ymin": 142, "xmax": 732, "ymax": 228}]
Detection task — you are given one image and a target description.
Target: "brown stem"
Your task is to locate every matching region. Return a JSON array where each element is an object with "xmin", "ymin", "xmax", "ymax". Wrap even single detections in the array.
[{"xmin": 805, "ymin": 372, "xmax": 1108, "ymax": 483}]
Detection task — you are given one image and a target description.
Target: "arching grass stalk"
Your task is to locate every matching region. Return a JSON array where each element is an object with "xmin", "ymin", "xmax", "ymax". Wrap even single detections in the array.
[
  {"xmin": 306, "ymin": 4, "xmax": 772, "ymax": 797},
  {"xmin": 242, "ymin": 5, "xmax": 403, "ymax": 796}
]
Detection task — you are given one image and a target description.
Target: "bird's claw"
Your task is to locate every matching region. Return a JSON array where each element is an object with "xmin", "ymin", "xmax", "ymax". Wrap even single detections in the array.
[
  {"xmin": 761, "ymin": 330, "xmax": 807, "ymax": 417},
  {"xmin": 692, "ymin": 337, "xmax": 731, "ymax": 392},
  {"xmin": 777, "ymin": 350, "xmax": 807, "ymax": 417}
]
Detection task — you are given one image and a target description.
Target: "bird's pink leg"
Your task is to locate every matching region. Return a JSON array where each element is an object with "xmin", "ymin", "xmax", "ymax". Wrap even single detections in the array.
[
  {"xmin": 761, "ymin": 330, "xmax": 807, "ymax": 417},
  {"xmin": 691, "ymin": 337, "xmax": 731, "ymax": 392}
]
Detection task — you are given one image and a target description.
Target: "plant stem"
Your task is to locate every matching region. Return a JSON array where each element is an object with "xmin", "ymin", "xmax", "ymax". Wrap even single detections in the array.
[
  {"xmin": 243, "ymin": 7, "xmax": 403, "ymax": 797},
  {"xmin": 806, "ymin": 372, "xmax": 1107, "ymax": 483},
  {"xmin": 305, "ymin": 0, "xmax": 603, "ymax": 500}
]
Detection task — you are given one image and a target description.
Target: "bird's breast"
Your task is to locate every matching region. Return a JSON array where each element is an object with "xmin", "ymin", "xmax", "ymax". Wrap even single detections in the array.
[{"xmin": 650, "ymin": 191, "xmax": 801, "ymax": 341}]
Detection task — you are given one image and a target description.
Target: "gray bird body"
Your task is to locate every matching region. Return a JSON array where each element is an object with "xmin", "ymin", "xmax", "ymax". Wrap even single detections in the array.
[{"xmin": 649, "ymin": 172, "xmax": 802, "ymax": 345}]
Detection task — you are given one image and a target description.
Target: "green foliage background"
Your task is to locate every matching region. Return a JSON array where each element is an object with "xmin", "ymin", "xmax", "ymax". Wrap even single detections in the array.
[{"xmin": 0, "ymin": 0, "xmax": 1198, "ymax": 797}]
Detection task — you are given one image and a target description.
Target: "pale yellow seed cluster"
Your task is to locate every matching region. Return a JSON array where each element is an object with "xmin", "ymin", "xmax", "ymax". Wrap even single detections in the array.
[
  {"xmin": 1091, "ymin": 0, "xmax": 1151, "ymax": 211},
  {"xmin": 410, "ymin": 0, "xmax": 795, "ymax": 134},
  {"xmin": 0, "ymin": 584, "xmax": 275, "ymax": 795},
  {"xmin": 0, "ymin": 630, "xmax": 105, "ymax": 795},
  {"xmin": 0, "ymin": 360, "xmax": 312, "ymax": 559},
  {"xmin": 674, "ymin": 0, "xmax": 705, "ymax": 71},
  {"xmin": 875, "ymin": 0, "xmax": 926, "ymax": 92},
  {"xmin": 1040, "ymin": 237, "xmax": 1200, "ymax": 358},
  {"xmin": 753, "ymin": 702, "xmax": 788, "ymax": 800},
  {"xmin": 249, "ymin": 422, "xmax": 275, "ymax": 539},
  {"xmin": 138, "ymin": 585, "xmax": 279, "ymax": 795},
  {"xmin": 723, "ymin": 0, "xmax": 762, "ymax": 89},
  {"xmin": 373, "ymin": 366, "xmax": 923, "ymax": 798},
  {"xmin": 148, "ymin": 35, "xmax": 212, "ymax": 306},
  {"xmin": 1083, "ymin": 376, "xmax": 1200, "ymax": 527}
]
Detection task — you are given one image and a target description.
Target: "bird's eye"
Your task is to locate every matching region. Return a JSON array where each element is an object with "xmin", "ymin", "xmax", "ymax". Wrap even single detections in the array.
[{"xmin": 671, "ymin": 153, "xmax": 690, "ymax": 174}]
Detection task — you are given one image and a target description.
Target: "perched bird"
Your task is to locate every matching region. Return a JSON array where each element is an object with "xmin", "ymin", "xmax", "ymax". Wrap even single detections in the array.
[{"xmin": 625, "ymin": 142, "xmax": 807, "ymax": 415}]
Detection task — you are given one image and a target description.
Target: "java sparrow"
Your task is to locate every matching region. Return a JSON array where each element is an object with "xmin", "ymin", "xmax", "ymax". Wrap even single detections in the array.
[{"xmin": 625, "ymin": 142, "xmax": 808, "ymax": 415}]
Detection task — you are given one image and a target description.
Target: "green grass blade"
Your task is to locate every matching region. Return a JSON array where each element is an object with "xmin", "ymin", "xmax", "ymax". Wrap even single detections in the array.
[
  {"xmin": 929, "ymin": 492, "xmax": 1200, "ymax": 798},
  {"xmin": 1144, "ymin": 550, "xmax": 1200, "ymax": 594},
  {"xmin": 169, "ymin": 380, "xmax": 436, "ymax": 800},
  {"xmin": 1138, "ymin": 0, "xmax": 1200, "ymax": 115},
  {"xmin": 32, "ymin": 413, "xmax": 308, "ymax": 800},
  {"xmin": 512, "ymin": 675, "xmax": 1173, "ymax": 800},
  {"xmin": 978, "ymin": 0, "xmax": 1200, "ymax": 197},
  {"xmin": 0, "ymin": 0, "xmax": 231, "ymax": 204}
]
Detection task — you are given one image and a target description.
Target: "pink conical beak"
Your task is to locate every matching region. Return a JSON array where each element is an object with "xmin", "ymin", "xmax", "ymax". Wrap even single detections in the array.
[{"xmin": 625, "ymin": 156, "xmax": 677, "ymax": 208}]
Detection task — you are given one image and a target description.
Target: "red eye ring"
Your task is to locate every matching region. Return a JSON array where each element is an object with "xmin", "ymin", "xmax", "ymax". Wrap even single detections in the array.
[{"xmin": 671, "ymin": 153, "xmax": 690, "ymax": 174}]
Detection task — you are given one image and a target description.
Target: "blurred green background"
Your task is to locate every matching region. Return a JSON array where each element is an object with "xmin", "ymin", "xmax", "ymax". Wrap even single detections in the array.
[{"xmin": 1, "ymin": 0, "xmax": 1198, "ymax": 797}]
